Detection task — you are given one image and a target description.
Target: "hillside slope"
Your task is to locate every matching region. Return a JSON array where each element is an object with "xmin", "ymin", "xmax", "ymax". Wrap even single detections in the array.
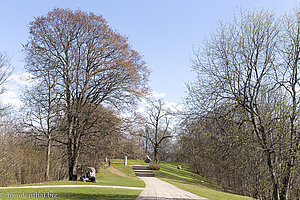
[{"xmin": 152, "ymin": 161, "xmax": 255, "ymax": 200}]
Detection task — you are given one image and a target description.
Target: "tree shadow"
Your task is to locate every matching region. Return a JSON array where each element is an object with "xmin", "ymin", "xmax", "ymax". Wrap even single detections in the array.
[{"xmin": 57, "ymin": 192, "xmax": 139, "ymax": 200}]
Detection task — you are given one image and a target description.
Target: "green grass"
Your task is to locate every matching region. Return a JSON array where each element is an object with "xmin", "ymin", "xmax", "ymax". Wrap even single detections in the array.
[
  {"xmin": 14, "ymin": 164, "xmax": 144, "ymax": 188},
  {"xmin": 109, "ymin": 159, "xmax": 148, "ymax": 166},
  {"xmin": 153, "ymin": 161, "xmax": 255, "ymax": 200},
  {"xmin": 0, "ymin": 163, "xmax": 144, "ymax": 200},
  {"xmin": 0, "ymin": 159, "xmax": 256, "ymax": 200},
  {"xmin": 116, "ymin": 166, "xmax": 138, "ymax": 178},
  {"xmin": 96, "ymin": 166, "xmax": 145, "ymax": 188},
  {"xmin": 0, "ymin": 187, "xmax": 140, "ymax": 200}
]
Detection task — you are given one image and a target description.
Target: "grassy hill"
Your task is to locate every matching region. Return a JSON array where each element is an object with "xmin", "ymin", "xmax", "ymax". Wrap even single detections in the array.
[
  {"xmin": 110, "ymin": 159, "xmax": 255, "ymax": 200},
  {"xmin": 151, "ymin": 161, "xmax": 255, "ymax": 200},
  {"xmin": 0, "ymin": 159, "xmax": 255, "ymax": 200}
]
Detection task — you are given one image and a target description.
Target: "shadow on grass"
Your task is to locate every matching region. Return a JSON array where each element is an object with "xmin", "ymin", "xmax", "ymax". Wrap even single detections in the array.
[{"xmin": 57, "ymin": 193, "xmax": 138, "ymax": 200}]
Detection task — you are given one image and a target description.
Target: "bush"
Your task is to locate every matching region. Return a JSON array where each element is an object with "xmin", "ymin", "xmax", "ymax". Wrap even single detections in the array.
[{"xmin": 149, "ymin": 164, "xmax": 160, "ymax": 170}]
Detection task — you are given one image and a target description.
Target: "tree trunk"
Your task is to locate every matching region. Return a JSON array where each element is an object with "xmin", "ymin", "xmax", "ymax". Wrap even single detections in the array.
[
  {"xmin": 67, "ymin": 117, "xmax": 74, "ymax": 181},
  {"xmin": 145, "ymin": 138, "xmax": 148, "ymax": 153},
  {"xmin": 45, "ymin": 136, "xmax": 52, "ymax": 181},
  {"xmin": 265, "ymin": 149, "xmax": 279, "ymax": 200},
  {"xmin": 280, "ymin": 144, "xmax": 298, "ymax": 200},
  {"xmin": 68, "ymin": 137, "xmax": 74, "ymax": 181},
  {"xmin": 68, "ymin": 119, "xmax": 83, "ymax": 181},
  {"xmin": 280, "ymin": 163, "xmax": 292, "ymax": 200},
  {"xmin": 73, "ymin": 131, "xmax": 82, "ymax": 177},
  {"xmin": 253, "ymin": 115, "xmax": 280, "ymax": 200},
  {"xmin": 154, "ymin": 145, "xmax": 158, "ymax": 162},
  {"xmin": 280, "ymin": 96, "xmax": 298, "ymax": 200}
]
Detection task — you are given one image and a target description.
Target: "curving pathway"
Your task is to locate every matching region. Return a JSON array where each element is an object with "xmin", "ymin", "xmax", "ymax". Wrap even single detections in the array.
[
  {"xmin": 132, "ymin": 165, "xmax": 208, "ymax": 200},
  {"xmin": 1, "ymin": 166, "xmax": 209, "ymax": 200}
]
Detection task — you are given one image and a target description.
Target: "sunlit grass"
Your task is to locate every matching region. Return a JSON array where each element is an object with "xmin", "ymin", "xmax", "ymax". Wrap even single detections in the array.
[
  {"xmin": 14, "ymin": 165, "xmax": 144, "ymax": 188},
  {"xmin": 0, "ymin": 159, "xmax": 255, "ymax": 200},
  {"xmin": 0, "ymin": 164, "xmax": 144, "ymax": 200},
  {"xmin": 0, "ymin": 187, "xmax": 140, "ymax": 200},
  {"xmin": 154, "ymin": 161, "xmax": 255, "ymax": 200}
]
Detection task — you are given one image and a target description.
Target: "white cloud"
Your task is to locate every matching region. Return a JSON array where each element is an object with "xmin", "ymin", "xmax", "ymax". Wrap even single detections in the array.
[
  {"xmin": 0, "ymin": 90, "xmax": 23, "ymax": 107},
  {"xmin": 165, "ymin": 101, "xmax": 184, "ymax": 112},
  {"xmin": 150, "ymin": 91, "xmax": 166, "ymax": 98},
  {"xmin": 136, "ymin": 106, "xmax": 146, "ymax": 113},
  {"xmin": 135, "ymin": 91, "xmax": 184, "ymax": 115},
  {"xmin": 0, "ymin": 72, "xmax": 35, "ymax": 108},
  {"xmin": 8, "ymin": 72, "xmax": 36, "ymax": 87}
]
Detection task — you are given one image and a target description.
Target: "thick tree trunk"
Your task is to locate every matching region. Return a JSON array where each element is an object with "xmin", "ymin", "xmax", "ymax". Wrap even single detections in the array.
[
  {"xmin": 267, "ymin": 158, "xmax": 279, "ymax": 200},
  {"xmin": 67, "ymin": 117, "xmax": 74, "ymax": 181},
  {"xmin": 280, "ymin": 143, "xmax": 298, "ymax": 200},
  {"xmin": 252, "ymin": 114, "xmax": 280, "ymax": 200},
  {"xmin": 68, "ymin": 137, "xmax": 74, "ymax": 181},
  {"xmin": 280, "ymin": 99, "xmax": 298, "ymax": 200},
  {"xmin": 263, "ymin": 137, "xmax": 279, "ymax": 200},
  {"xmin": 280, "ymin": 162, "xmax": 292, "ymax": 200},
  {"xmin": 67, "ymin": 120, "xmax": 83, "ymax": 181}
]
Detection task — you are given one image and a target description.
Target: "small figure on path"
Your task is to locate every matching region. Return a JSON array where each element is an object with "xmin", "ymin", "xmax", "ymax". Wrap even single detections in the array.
[{"xmin": 108, "ymin": 159, "xmax": 111, "ymax": 166}]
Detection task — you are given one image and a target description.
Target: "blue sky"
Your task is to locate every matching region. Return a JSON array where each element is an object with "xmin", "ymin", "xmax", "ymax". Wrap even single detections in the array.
[{"xmin": 0, "ymin": 0, "xmax": 298, "ymax": 107}]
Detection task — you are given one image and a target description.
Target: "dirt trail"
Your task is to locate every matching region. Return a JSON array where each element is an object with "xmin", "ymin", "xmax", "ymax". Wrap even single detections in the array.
[{"xmin": 107, "ymin": 166, "xmax": 135, "ymax": 179}]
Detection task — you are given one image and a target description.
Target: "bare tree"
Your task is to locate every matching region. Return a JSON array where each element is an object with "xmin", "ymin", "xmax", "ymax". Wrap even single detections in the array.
[
  {"xmin": 143, "ymin": 99, "xmax": 173, "ymax": 162},
  {"xmin": 275, "ymin": 10, "xmax": 300, "ymax": 199},
  {"xmin": 0, "ymin": 52, "xmax": 11, "ymax": 97},
  {"xmin": 187, "ymin": 9, "xmax": 299, "ymax": 199},
  {"xmin": 22, "ymin": 68, "xmax": 62, "ymax": 181},
  {"xmin": 0, "ymin": 52, "xmax": 12, "ymax": 181},
  {"xmin": 24, "ymin": 8, "xmax": 150, "ymax": 180}
]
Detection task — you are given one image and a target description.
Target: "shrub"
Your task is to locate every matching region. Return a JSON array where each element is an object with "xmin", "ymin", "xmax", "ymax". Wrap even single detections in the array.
[{"xmin": 149, "ymin": 164, "xmax": 160, "ymax": 170}]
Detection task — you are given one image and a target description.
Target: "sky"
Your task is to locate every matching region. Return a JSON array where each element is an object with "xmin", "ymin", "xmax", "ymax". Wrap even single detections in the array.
[{"xmin": 0, "ymin": 0, "xmax": 298, "ymax": 108}]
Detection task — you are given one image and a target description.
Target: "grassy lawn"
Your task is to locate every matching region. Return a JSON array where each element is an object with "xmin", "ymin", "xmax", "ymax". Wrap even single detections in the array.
[
  {"xmin": 152, "ymin": 161, "xmax": 255, "ymax": 200},
  {"xmin": 110, "ymin": 159, "xmax": 148, "ymax": 166},
  {"xmin": 15, "ymin": 163, "xmax": 144, "ymax": 188},
  {"xmin": 95, "ymin": 164, "xmax": 145, "ymax": 188},
  {"xmin": 0, "ymin": 159, "xmax": 256, "ymax": 200},
  {"xmin": 0, "ymin": 187, "xmax": 140, "ymax": 200},
  {"xmin": 0, "ymin": 162, "xmax": 144, "ymax": 200}
]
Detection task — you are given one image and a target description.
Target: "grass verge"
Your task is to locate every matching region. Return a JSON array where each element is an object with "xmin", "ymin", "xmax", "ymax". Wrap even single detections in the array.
[
  {"xmin": 0, "ymin": 187, "xmax": 140, "ymax": 200},
  {"xmin": 10, "ymin": 164, "xmax": 144, "ymax": 188},
  {"xmin": 0, "ymin": 162, "xmax": 144, "ymax": 200},
  {"xmin": 0, "ymin": 159, "xmax": 255, "ymax": 200},
  {"xmin": 153, "ymin": 161, "xmax": 255, "ymax": 200}
]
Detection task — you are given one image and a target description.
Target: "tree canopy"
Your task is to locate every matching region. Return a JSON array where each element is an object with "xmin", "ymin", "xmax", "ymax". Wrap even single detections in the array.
[{"xmin": 24, "ymin": 8, "xmax": 150, "ymax": 180}]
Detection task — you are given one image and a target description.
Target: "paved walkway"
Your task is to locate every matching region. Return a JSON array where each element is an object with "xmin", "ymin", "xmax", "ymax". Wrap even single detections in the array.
[
  {"xmin": 137, "ymin": 177, "xmax": 208, "ymax": 200},
  {"xmin": 0, "ymin": 185, "xmax": 144, "ymax": 190}
]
